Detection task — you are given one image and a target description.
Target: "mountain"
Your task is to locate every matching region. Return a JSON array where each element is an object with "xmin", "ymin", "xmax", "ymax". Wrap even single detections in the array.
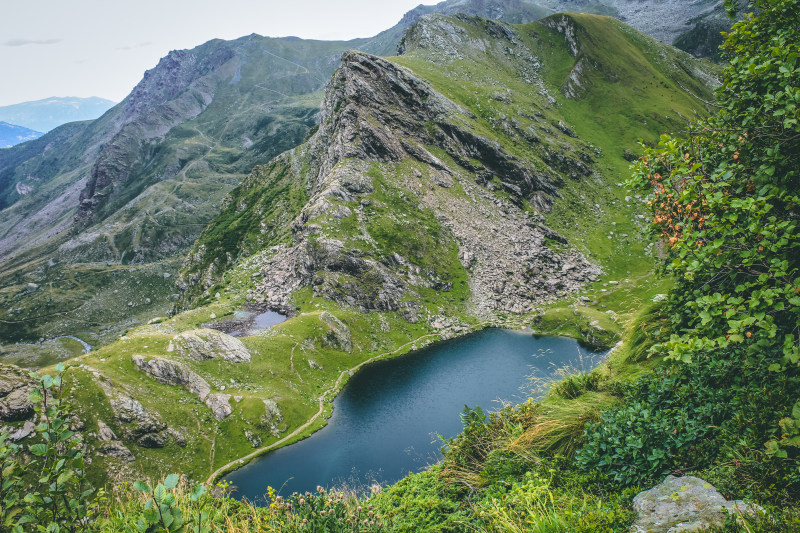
[
  {"xmin": 0, "ymin": 96, "xmax": 116, "ymax": 133},
  {"xmin": 0, "ymin": 0, "xmax": 725, "ymax": 364},
  {"xmin": 0, "ymin": 122, "xmax": 42, "ymax": 148},
  {"xmin": 0, "ymin": 36, "xmax": 364, "ymax": 357},
  {"xmin": 369, "ymin": 0, "xmax": 732, "ymax": 60},
  {"xmin": 0, "ymin": 13, "xmax": 718, "ymax": 483}
]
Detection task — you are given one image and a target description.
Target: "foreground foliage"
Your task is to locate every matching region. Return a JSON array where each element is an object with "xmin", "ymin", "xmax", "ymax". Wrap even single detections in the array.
[{"xmin": 628, "ymin": 0, "xmax": 799, "ymax": 368}]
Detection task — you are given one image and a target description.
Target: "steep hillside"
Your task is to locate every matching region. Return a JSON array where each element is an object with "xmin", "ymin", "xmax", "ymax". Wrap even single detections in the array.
[{"xmin": 0, "ymin": 14, "xmax": 719, "ymax": 484}]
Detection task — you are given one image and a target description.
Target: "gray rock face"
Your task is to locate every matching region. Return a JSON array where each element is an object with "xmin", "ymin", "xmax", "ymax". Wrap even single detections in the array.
[
  {"xmin": 0, "ymin": 366, "xmax": 34, "ymax": 421},
  {"xmin": 132, "ymin": 355, "xmax": 211, "ymax": 399},
  {"xmin": 631, "ymin": 475, "xmax": 764, "ymax": 533},
  {"xmin": 205, "ymin": 393, "xmax": 232, "ymax": 421},
  {"xmin": 261, "ymin": 399, "xmax": 284, "ymax": 437},
  {"xmin": 109, "ymin": 394, "xmax": 169, "ymax": 448},
  {"xmin": 320, "ymin": 312, "xmax": 353, "ymax": 353},
  {"xmin": 171, "ymin": 329, "xmax": 251, "ymax": 363}
]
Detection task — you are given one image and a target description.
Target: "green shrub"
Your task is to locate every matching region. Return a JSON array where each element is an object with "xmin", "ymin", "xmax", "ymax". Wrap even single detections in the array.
[
  {"xmin": 0, "ymin": 363, "xmax": 100, "ymax": 532},
  {"xmin": 577, "ymin": 347, "xmax": 800, "ymax": 494}
]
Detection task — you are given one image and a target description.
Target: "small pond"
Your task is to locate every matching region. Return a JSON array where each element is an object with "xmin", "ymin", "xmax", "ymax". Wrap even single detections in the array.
[
  {"xmin": 224, "ymin": 329, "xmax": 605, "ymax": 502},
  {"xmin": 212, "ymin": 310, "xmax": 288, "ymax": 337}
]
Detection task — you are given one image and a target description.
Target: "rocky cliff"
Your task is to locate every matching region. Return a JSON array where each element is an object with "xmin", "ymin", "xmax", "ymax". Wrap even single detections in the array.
[{"xmin": 179, "ymin": 12, "xmax": 717, "ymax": 321}]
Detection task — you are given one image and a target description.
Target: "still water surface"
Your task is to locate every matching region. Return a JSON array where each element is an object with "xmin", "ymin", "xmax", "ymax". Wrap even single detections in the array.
[{"xmin": 224, "ymin": 329, "xmax": 603, "ymax": 502}]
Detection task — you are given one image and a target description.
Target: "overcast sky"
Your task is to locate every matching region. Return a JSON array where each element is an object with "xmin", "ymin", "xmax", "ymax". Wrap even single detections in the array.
[{"xmin": 0, "ymin": 0, "xmax": 427, "ymax": 106}]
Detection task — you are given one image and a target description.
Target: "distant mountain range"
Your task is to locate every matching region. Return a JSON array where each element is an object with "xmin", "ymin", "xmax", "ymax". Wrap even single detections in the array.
[
  {"xmin": 0, "ymin": 96, "xmax": 116, "ymax": 133},
  {"xmin": 0, "ymin": 122, "xmax": 42, "ymax": 148}
]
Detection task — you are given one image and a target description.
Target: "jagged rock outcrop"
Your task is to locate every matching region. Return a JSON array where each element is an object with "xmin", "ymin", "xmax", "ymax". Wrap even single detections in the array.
[
  {"xmin": 320, "ymin": 312, "xmax": 353, "ymax": 353},
  {"xmin": 109, "ymin": 393, "xmax": 169, "ymax": 448},
  {"xmin": 170, "ymin": 329, "xmax": 251, "ymax": 362},
  {"xmin": 205, "ymin": 393, "xmax": 233, "ymax": 421},
  {"xmin": 261, "ymin": 399, "xmax": 284, "ymax": 437},
  {"xmin": 218, "ymin": 44, "xmax": 600, "ymax": 318},
  {"xmin": 131, "ymin": 354, "xmax": 235, "ymax": 420},
  {"xmin": 631, "ymin": 475, "xmax": 764, "ymax": 532},
  {"xmin": 132, "ymin": 355, "xmax": 211, "ymax": 399}
]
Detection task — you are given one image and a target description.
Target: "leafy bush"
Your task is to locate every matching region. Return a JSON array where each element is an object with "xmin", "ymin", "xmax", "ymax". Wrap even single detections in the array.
[
  {"xmin": 0, "ymin": 363, "xmax": 100, "ymax": 532},
  {"xmin": 627, "ymin": 0, "xmax": 799, "ymax": 367},
  {"xmin": 577, "ymin": 346, "xmax": 800, "ymax": 493}
]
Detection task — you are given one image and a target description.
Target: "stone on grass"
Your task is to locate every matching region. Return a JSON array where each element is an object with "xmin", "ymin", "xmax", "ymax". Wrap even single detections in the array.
[{"xmin": 631, "ymin": 475, "xmax": 764, "ymax": 533}]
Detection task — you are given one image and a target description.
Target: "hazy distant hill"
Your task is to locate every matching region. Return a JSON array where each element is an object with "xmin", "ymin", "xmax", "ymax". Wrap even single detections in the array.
[
  {"xmin": 0, "ymin": 122, "xmax": 42, "ymax": 148},
  {"xmin": 0, "ymin": 96, "xmax": 116, "ymax": 132}
]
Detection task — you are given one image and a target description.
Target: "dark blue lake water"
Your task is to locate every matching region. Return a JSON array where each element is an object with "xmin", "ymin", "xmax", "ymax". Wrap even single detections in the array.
[{"xmin": 224, "ymin": 329, "xmax": 603, "ymax": 502}]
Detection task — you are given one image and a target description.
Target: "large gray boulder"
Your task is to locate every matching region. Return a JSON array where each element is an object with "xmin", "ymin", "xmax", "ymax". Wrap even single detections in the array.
[
  {"xmin": 320, "ymin": 311, "xmax": 352, "ymax": 353},
  {"xmin": 170, "ymin": 329, "xmax": 251, "ymax": 362},
  {"xmin": 631, "ymin": 475, "xmax": 764, "ymax": 532},
  {"xmin": 0, "ymin": 366, "xmax": 34, "ymax": 421},
  {"xmin": 132, "ymin": 355, "xmax": 211, "ymax": 399}
]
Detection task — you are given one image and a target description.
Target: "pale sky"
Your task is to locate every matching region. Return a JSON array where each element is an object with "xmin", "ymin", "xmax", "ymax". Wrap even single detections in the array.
[{"xmin": 0, "ymin": 0, "xmax": 427, "ymax": 106}]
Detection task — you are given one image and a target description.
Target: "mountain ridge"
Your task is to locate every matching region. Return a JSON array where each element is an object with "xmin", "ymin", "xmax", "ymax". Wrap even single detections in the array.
[{"xmin": 0, "ymin": 0, "xmax": 723, "ymax": 362}]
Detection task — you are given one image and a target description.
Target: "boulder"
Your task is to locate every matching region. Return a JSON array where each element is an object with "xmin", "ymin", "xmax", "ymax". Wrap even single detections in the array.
[
  {"xmin": 0, "ymin": 367, "xmax": 35, "ymax": 421},
  {"xmin": 109, "ymin": 393, "xmax": 168, "ymax": 448},
  {"xmin": 320, "ymin": 311, "xmax": 352, "ymax": 353},
  {"xmin": 3, "ymin": 420, "xmax": 36, "ymax": 442},
  {"xmin": 205, "ymin": 393, "xmax": 232, "ymax": 421},
  {"xmin": 131, "ymin": 355, "xmax": 211, "ymax": 399},
  {"xmin": 631, "ymin": 475, "xmax": 764, "ymax": 533},
  {"xmin": 172, "ymin": 329, "xmax": 251, "ymax": 362},
  {"xmin": 100, "ymin": 441, "xmax": 135, "ymax": 462},
  {"xmin": 261, "ymin": 399, "xmax": 284, "ymax": 436},
  {"xmin": 96, "ymin": 419, "xmax": 117, "ymax": 441}
]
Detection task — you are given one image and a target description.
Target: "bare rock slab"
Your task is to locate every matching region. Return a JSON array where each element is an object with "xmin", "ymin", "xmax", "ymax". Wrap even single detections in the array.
[
  {"xmin": 172, "ymin": 329, "xmax": 251, "ymax": 362},
  {"xmin": 631, "ymin": 475, "xmax": 763, "ymax": 533}
]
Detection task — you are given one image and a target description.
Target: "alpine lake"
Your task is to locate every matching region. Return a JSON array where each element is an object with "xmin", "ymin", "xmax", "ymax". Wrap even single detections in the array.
[{"xmin": 224, "ymin": 328, "xmax": 606, "ymax": 502}]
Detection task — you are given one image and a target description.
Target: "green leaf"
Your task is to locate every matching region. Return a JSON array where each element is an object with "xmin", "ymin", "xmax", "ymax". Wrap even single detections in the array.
[
  {"xmin": 29, "ymin": 444, "xmax": 48, "ymax": 456},
  {"xmin": 163, "ymin": 473, "xmax": 180, "ymax": 490},
  {"xmin": 133, "ymin": 481, "xmax": 151, "ymax": 493},
  {"xmin": 154, "ymin": 483, "xmax": 166, "ymax": 504}
]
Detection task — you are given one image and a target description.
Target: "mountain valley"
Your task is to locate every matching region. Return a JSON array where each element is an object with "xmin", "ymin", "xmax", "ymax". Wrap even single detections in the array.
[
  {"xmin": 2, "ymin": 0, "xmax": 798, "ymax": 530},
  {"xmin": 0, "ymin": 10, "xmax": 719, "ymax": 485}
]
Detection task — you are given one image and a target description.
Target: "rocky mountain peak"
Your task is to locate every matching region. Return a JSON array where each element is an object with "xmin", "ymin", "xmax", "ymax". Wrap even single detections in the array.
[{"xmin": 122, "ymin": 43, "xmax": 236, "ymax": 121}]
